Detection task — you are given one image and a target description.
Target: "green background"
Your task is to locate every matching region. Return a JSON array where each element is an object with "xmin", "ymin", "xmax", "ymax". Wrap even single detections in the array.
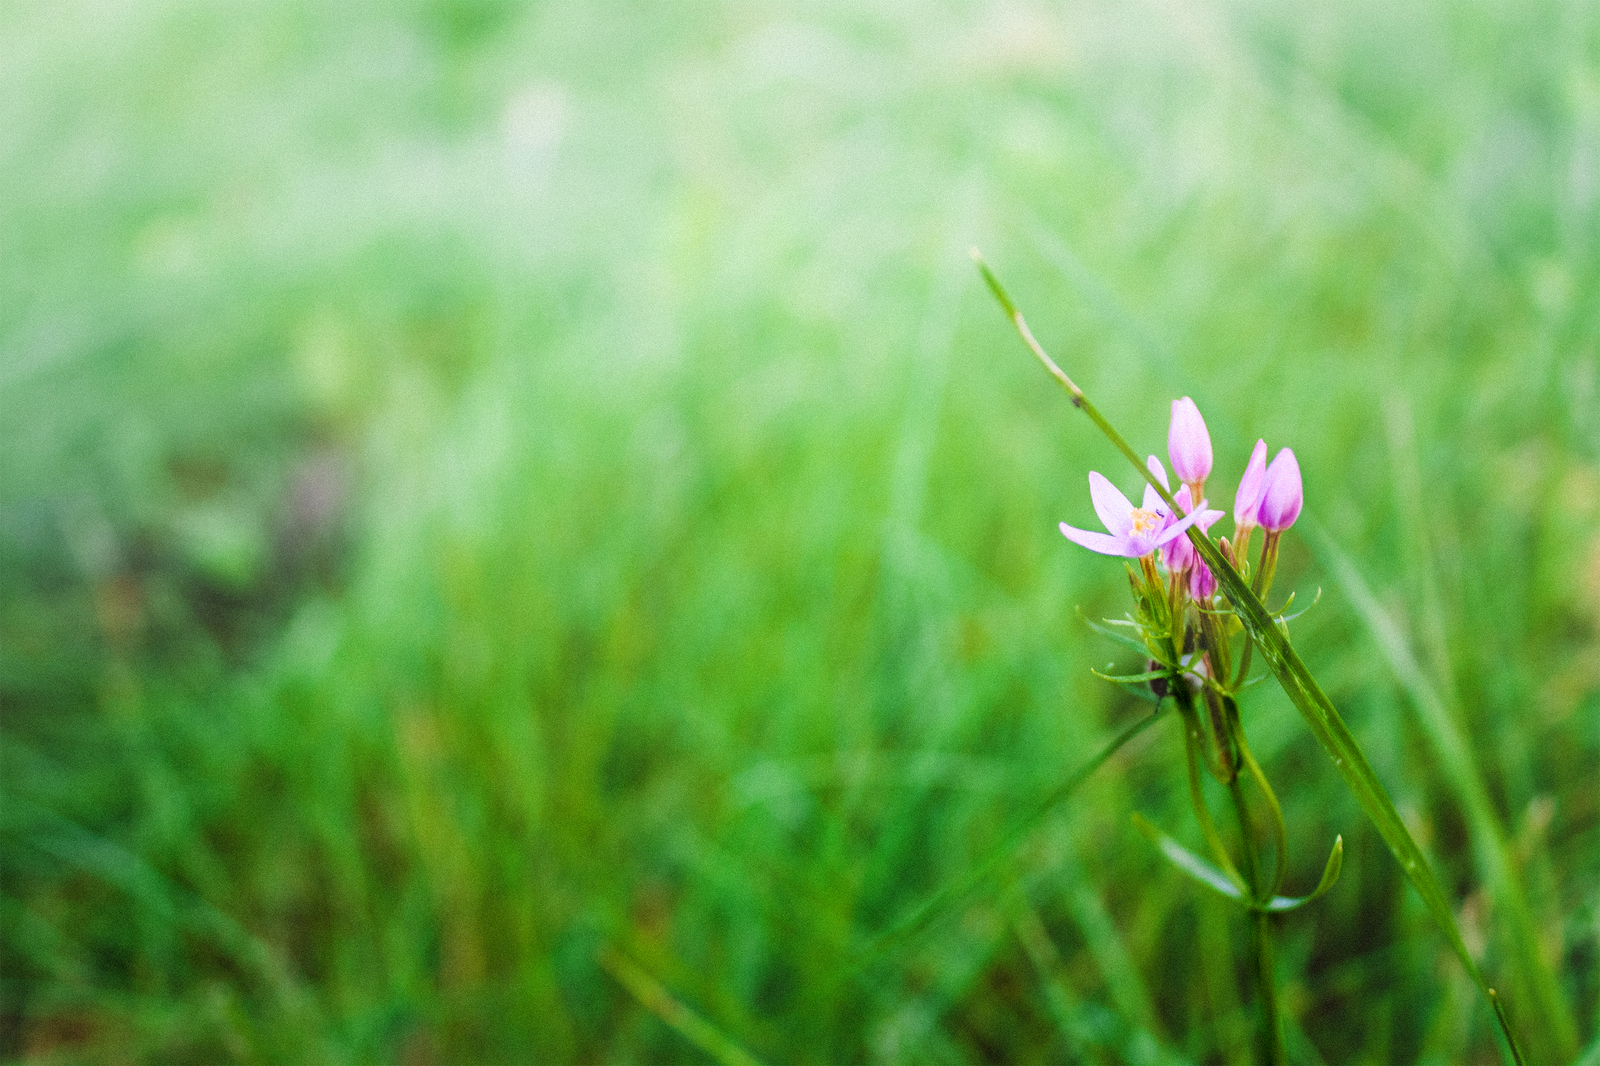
[{"xmin": 2, "ymin": 1, "xmax": 1597, "ymax": 1062}]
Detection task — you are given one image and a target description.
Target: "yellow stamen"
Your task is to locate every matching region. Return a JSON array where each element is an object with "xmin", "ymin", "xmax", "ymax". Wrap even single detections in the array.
[{"xmin": 1129, "ymin": 508, "xmax": 1164, "ymax": 534}]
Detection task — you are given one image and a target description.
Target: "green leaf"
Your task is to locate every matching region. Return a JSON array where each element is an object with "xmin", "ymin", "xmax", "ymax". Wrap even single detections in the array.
[
  {"xmin": 1132, "ymin": 814, "xmax": 1343, "ymax": 914},
  {"xmin": 1076, "ymin": 608, "xmax": 1156, "ymax": 656},
  {"xmin": 599, "ymin": 947, "xmax": 763, "ymax": 1066},
  {"xmin": 1275, "ymin": 587, "xmax": 1322, "ymax": 623},
  {"xmin": 1131, "ymin": 813, "xmax": 1241, "ymax": 901},
  {"xmin": 1089, "ymin": 667, "xmax": 1170, "ymax": 684}
]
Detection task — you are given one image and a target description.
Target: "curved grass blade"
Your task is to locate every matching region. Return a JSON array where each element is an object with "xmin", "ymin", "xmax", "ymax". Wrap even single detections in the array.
[
  {"xmin": 974, "ymin": 252, "xmax": 1525, "ymax": 1065},
  {"xmin": 1134, "ymin": 814, "xmax": 1344, "ymax": 914},
  {"xmin": 599, "ymin": 947, "xmax": 763, "ymax": 1066},
  {"xmin": 851, "ymin": 708, "xmax": 1165, "ymax": 974}
]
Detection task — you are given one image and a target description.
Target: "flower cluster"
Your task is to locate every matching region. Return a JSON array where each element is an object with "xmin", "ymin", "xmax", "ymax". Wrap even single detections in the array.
[{"xmin": 1060, "ymin": 397, "xmax": 1302, "ymax": 607}]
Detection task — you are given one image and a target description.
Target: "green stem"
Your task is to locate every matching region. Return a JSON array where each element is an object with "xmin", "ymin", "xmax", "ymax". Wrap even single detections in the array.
[
  {"xmin": 1255, "ymin": 531, "xmax": 1281, "ymax": 603},
  {"xmin": 1251, "ymin": 910, "xmax": 1285, "ymax": 1066},
  {"xmin": 1225, "ymin": 698, "xmax": 1288, "ymax": 899},
  {"xmin": 1178, "ymin": 696, "xmax": 1249, "ymax": 896},
  {"xmin": 1227, "ymin": 776, "xmax": 1285, "ymax": 1065}
]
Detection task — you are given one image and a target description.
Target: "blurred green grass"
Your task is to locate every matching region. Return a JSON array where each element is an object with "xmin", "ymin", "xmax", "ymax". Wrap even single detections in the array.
[{"xmin": 2, "ymin": 1, "xmax": 1597, "ymax": 1062}]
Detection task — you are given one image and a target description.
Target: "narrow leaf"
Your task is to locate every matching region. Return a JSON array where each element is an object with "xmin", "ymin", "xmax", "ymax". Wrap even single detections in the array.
[
  {"xmin": 1089, "ymin": 667, "xmax": 1170, "ymax": 684},
  {"xmin": 1134, "ymin": 818, "xmax": 1344, "ymax": 914},
  {"xmin": 1307, "ymin": 524, "xmax": 1576, "ymax": 1057},
  {"xmin": 1077, "ymin": 608, "xmax": 1156, "ymax": 655},
  {"xmin": 1131, "ymin": 814, "xmax": 1244, "ymax": 903},
  {"xmin": 1263, "ymin": 837, "xmax": 1343, "ymax": 913}
]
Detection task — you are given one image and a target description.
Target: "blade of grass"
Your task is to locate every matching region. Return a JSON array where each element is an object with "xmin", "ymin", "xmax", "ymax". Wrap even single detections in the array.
[
  {"xmin": 599, "ymin": 946, "xmax": 763, "ymax": 1066},
  {"xmin": 851, "ymin": 707, "xmax": 1165, "ymax": 973},
  {"xmin": 1305, "ymin": 521, "xmax": 1579, "ymax": 1061},
  {"xmin": 974, "ymin": 251, "xmax": 1525, "ymax": 1065}
]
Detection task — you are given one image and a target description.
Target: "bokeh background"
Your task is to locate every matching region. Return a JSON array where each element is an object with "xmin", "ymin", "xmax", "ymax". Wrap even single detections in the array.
[{"xmin": 3, "ymin": 1, "xmax": 1598, "ymax": 1062}]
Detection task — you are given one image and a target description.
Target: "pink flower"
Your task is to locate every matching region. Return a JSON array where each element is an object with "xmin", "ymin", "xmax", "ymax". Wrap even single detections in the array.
[
  {"xmin": 1257, "ymin": 448, "xmax": 1303, "ymax": 531},
  {"xmin": 1168, "ymin": 397, "xmax": 1212, "ymax": 487},
  {"xmin": 1060, "ymin": 471, "xmax": 1209, "ymax": 558},
  {"xmin": 1233, "ymin": 439, "xmax": 1268, "ymax": 528},
  {"xmin": 1147, "ymin": 456, "xmax": 1224, "ymax": 572},
  {"xmin": 1190, "ymin": 558, "xmax": 1218, "ymax": 599}
]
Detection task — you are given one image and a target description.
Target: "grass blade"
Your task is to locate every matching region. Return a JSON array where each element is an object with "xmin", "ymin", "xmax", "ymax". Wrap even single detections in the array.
[
  {"xmin": 853, "ymin": 708, "xmax": 1165, "ymax": 972},
  {"xmin": 1306, "ymin": 522, "xmax": 1578, "ymax": 1060},
  {"xmin": 599, "ymin": 947, "xmax": 763, "ymax": 1066}
]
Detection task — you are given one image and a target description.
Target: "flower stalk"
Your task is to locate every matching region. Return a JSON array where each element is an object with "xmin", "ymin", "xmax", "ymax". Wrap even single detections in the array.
[{"xmin": 972, "ymin": 249, "xmax": 1526, "ymax": 1066}]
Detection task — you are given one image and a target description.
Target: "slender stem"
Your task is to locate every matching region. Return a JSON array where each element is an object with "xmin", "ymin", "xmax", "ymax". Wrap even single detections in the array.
[
  {"xmin": 1178, "ymin": 698, "xmax": 1249, "ymax": 895},
  {"xmin": 1251, "ymin": 911, "xmax": 1285, "ymax": 1066},
  {"xmin": 1227, "ymin": 776, "xmax": 1285, "ymax": 1065},
  {"xmin": 1232, "ymin": 630, "xmax": 1255, "ymax": 689},
  {"xmin": 1235, "ymin": 728, "xmax": 1289, "ymax": 899},
  {"xmin": 1255, "ymin": 531, "xmax": 1281, "ymax": 602}
]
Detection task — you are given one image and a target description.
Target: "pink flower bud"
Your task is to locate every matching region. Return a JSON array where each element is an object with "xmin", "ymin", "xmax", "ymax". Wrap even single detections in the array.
[
  {"xmin": 1162, "ymin": 485, "xmax": 1195, "ymax": 571},
  {"xmin": 1190, "ymin": 558, "xmax": 1217, "ymax": 599},
  {"xmin": 1168, "ymin": 397, "xmax": 1212, "ymax": 486},
  {"xmin": 1233, "ymin": 439, "xmax": 1268, "ymax": 527},
  {"xmin": 1257, "ymin": 448, "xmax": 1303, "ymax": 531},
  {"xmin": 1161, "ymin": 485, "xmax": 1225, "ymax": 574}
]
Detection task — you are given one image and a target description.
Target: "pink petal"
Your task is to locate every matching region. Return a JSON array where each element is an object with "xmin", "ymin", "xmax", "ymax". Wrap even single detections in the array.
[
  {"xmin": 1168, "ymin": 397, "xmax": 1213, "ymax": 484},
  {"xmin": 1146, "ymin": 455, "xmax": 1170, "ymax": 490},
  {"xmin": 1088, "ymin": 472, "xmax": 1135, "ymax": 537},
  {"xmin": 1234, "ymin": 439, "xmax": 1268, "ymax": 525},
  {"xmin": 1060, "ymin": 522, "xmax": 1140, "ymax": 556},
  {"xmin": 1142, "ymin": 481, "xmax": 1167, "ymax": 515},
  {"xmin": 1151, "ymin": 506, "xmax": 1206, "ymax": 548},
  {"xmin": 1258, "ymin": 449, "xmax": 1303, "ymax": 531}
]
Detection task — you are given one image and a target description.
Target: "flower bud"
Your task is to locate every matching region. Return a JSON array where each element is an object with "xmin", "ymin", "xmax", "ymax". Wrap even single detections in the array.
[
  {"xmin": 1162, "ymin": 485, "xmax": 1196, "ymax": 572},
  {"xmin": 1168, "ymin": 397, "xmax": 1213, "ymax": 487},
  {"xmin": 1233, "ymin": 439, "xmax": 1268, "ymax": 528},
  {"xmin": 1257, "ymin": 448, "xmax": 1303, "ymax": 531},
  {"xmin": 1190, "ymin": 559, "xmax": 1217, "ymax": 600}
]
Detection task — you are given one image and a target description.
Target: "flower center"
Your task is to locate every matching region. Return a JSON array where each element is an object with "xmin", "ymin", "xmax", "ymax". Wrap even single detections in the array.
[{"xmin": 1129, "ymin": 508, "xmax": 1164, "ymax": 534}]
